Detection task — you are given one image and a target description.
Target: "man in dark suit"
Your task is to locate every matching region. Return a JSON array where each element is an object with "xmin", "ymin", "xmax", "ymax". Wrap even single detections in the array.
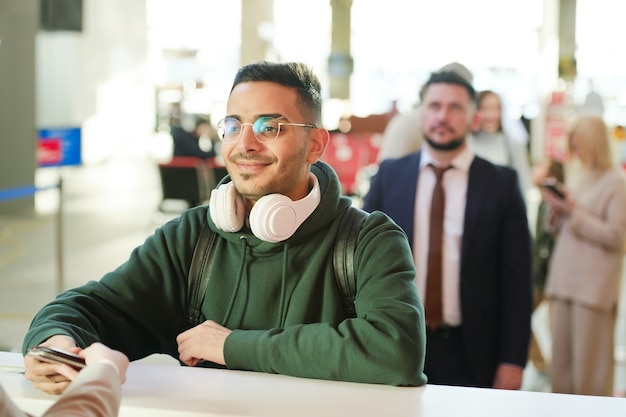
[{"xmin": 363, "ymin": 70, "xmax": 532, "ymax": 389}]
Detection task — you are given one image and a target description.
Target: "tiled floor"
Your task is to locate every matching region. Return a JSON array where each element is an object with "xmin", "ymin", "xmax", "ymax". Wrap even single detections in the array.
[{"xmin": 1, "ymin": 137, "xmax": 625, "ymax": 395}]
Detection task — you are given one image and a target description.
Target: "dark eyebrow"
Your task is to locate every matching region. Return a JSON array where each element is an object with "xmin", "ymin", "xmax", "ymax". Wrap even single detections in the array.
[
  {"xmin": 260, "ymin": 113, "xmax": 283, "ymax": 119},
  {"xmin": 224, "ymin": 113, "xmax": 284, "ymax": 121}
]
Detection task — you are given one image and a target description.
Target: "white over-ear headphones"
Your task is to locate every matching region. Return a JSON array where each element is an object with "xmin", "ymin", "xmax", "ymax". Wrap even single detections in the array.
[{"xmin": 210, "ymin": 174, "xmax": 321, "ymax": 243}]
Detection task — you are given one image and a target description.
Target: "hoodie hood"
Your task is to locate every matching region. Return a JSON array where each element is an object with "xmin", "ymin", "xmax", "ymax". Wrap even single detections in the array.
[{"xmin": 207, "ymin": 160, "xmax": 353, "ymax": 248}]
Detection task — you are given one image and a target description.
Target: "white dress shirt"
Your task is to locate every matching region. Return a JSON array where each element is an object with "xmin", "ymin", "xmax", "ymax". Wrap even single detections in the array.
[{"xmin": 414, "ymin": 145, "xmax": 474, "ymax": 326}]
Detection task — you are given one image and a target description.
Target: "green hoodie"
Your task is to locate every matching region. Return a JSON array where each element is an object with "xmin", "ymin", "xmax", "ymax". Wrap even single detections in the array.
[{"xmin": 23, "ymin": 161, "xmax": 427, "ymax": 386}]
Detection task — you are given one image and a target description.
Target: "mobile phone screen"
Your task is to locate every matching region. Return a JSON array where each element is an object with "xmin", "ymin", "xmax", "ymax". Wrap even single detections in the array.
[{"xmin": 28, "ymin": 346, "xmax": 86, "ymax": 369}]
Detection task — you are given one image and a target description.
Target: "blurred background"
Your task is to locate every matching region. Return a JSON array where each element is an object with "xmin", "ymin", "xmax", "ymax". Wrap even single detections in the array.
[{"xmin": 3, "ymin": 0, "xmax": 626, "ymax": 174}]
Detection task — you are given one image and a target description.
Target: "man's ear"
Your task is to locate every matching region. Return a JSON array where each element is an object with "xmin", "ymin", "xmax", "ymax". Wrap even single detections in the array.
[
  {"xmin": 470, "ymin": 112, "xmax": 481, "ymax": 133},
  {"xmin": 308, "ymin": 128, "xmax": 330, "ymax": 163}
]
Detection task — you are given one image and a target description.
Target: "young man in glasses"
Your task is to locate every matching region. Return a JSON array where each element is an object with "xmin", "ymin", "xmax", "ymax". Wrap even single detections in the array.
[{"xmin": 23, "ymin": 61, "xmax": 427, "ymax": 394}]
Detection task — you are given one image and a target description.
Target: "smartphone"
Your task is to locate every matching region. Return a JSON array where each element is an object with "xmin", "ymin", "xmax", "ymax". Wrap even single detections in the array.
[
  {"xmin": 541, "ymin": 179, "xmax": 565, "ymax": 199},
  {"xmin": 28, "ymin": 346, "xmax": 86, "ymax": 369}
]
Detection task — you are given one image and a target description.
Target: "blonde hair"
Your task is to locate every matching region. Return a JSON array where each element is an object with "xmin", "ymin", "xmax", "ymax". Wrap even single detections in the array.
[{"xmin": 567, "ymin": 114, "xmax": 613, "ymax": 171}]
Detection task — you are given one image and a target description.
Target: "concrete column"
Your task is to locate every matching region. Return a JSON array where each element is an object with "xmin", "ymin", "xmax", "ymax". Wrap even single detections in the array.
[
  {"xmin": 0, "ymin": 0, "xmax": 38, "ymax": 214},
  {"xmin": 529, "ymin": 0, "xmax": 580, "ymax": 165},
  {"xmin": 530, "ymin": 0, "xmax": 566, "ymax": 164},
  {"xmin": 328, "ymin": 0, "xmax": 353, "ymax": 99},
  {"xmin": 558, "ymin": 0, "xmax": 577, "ymax": 82},
  {"xmin": 240, "ymin": 0, "xmax": 275, "ymax": 66}
]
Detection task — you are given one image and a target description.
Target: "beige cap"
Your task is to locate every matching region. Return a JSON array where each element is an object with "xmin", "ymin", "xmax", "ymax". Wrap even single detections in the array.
[{"xmin": 437, "ymin": 62, "xmax": 473, "ymax": 85}]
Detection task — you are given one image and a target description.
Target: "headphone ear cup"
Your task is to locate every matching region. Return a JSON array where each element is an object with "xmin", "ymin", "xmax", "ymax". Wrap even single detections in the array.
[
  {"xmin": 249, "ymin": 174, "xmax": 321, "ymax": 243},
  {"xmin": 210, "ymin": 182, "xmax": 245, "ymax": 232},
  {"xmin": 249, "ymin": 194, "xmax": 298, "ymax": 243}
]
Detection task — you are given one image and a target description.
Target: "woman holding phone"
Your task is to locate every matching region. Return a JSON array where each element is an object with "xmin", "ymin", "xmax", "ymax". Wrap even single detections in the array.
[
  {"xmin": 2, "ymin": 343, "xmax": 128, "ymax": 417},
  {"xmin": 540, "ymin": 114, "xmax": 626, "ymax": 396}
]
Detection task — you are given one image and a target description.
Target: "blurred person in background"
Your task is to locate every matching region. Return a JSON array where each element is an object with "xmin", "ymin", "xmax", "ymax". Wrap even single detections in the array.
[
  {"xmin": 539, "ymin": 114, "xmax": 626, "ymax": 396},
  {"xmin": 471, "ymin": 90, "xmax": 532, "ymax": 199},
  {"xmin": 580, "ymin": 79, "xmax": 605, "ymax": 117},
  {"xmin": 376, "ymin": 62, "xmax": 473, "ymax": 163},
  {"xmin": 363, "ymin": 70, "xmax": 532, "ymax": 390},
  {"xmin": 171, "ymin": 116, "xmax": 219, "ymax": 160},
  {"xmin": 529, "ymin": 158, "xmax": 565, "ymax": 373}
]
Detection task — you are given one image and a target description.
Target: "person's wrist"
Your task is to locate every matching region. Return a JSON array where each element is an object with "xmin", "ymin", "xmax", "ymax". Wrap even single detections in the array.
[{"xmin": 96, "ymin": 358, "xmax": 122, "ymax": 380}]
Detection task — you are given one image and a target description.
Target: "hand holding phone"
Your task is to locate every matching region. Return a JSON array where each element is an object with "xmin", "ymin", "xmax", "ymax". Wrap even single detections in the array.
[
  {"xmin": 541, "ymin": 179, "xmax": 565, "ymax": 199},
  {"xmin": 28, "ymin": 346, "xmax": 86, "ymax": 370}
]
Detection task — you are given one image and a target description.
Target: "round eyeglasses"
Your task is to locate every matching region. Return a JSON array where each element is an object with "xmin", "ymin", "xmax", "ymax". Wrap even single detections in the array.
[{"xmin": 216, "ymin": 116, "xmax": 316, "ymax": 144}]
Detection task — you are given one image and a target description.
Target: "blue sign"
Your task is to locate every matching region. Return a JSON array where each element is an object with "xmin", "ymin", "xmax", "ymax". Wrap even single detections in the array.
[{"xmin": 38, "ymin": 127, "xmax": 82, "ymax": 167}]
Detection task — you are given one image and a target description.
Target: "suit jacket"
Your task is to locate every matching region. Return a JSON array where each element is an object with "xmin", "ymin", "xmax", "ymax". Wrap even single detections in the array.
[
  {"xmin": 363, "ymin": 151, "xmax": 533, "ymax": 386},
  {"xmin": 1, "ymin": 363, "xmax": 121, "ymax": 417}
]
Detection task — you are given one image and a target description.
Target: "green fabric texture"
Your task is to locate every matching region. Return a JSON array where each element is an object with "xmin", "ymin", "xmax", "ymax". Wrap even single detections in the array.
[{"xmin": 23, "ymin": 161, "xmax": 427, "ymax": 386}]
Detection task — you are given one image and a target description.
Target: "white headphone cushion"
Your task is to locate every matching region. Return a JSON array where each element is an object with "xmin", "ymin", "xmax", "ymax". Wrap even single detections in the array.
[
  {"xmin": 210, "ymin": 182, "xmax": 244, "ymax": 232},
  {"xmin": 249, "ymin": 174, "xmax": 320, "ymax": 243},
  {"xmin": 249, "ymin": 194, "xmax": 297, "ymax": 242}
]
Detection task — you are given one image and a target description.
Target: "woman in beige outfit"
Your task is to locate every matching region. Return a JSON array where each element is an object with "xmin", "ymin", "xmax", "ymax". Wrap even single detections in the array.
[{"xmin": 540, "ymin": 115, "xmax": 626, "ymax": 396}]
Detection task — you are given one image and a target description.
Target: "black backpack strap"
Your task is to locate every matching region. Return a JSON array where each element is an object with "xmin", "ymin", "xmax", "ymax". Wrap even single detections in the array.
[
  {"xmin": 187, "ymin": 224, "xmax": 217, "ymax": 325},
  {"xmin": 333, "ymin": 206, "xmax": 369, "ymax": 318}
]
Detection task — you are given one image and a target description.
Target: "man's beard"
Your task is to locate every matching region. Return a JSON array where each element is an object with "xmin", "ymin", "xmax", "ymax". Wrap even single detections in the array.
[{"xmin": 424, "ymin": 134, "xmax": 465, "ymax": 152}]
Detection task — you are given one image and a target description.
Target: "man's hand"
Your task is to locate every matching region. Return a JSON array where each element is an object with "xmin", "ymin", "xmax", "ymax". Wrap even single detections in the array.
[
  {"xmin": 492, "ymin": 363, "xmax": 524, "ymax": 390},
  {"xmin": 177, "ymin": 320, "xmax": 232, "ymax": 367},
  {"xmin": 24, "ymin": 335, "xmax": 78, "ymax": 395}
]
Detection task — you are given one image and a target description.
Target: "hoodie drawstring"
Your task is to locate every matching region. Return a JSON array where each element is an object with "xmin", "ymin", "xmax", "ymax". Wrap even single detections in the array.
[
  {"xmin": 221, "ymin": 237, "xmax": 292, "ymax": 329},
  {"xmin": 221, "ymin": 236, "xmax": 248, "ymax": 325},
  {"xmin": 275, "ymin": 244, "xmax": 290, "ymax": 328}
]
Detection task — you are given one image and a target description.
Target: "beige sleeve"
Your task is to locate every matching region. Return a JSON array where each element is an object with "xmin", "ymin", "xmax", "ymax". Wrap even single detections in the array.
[
  {"xmin": 0, "ymin": 384, "xmax": 32, "ymax": 417},
  {"xmin": 41, "ymin": 363, "xmax": 122, "ymax": 417}
]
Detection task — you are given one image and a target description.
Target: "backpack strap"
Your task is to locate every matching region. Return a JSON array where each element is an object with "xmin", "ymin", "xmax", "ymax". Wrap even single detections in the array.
[
  {"xmin": 187, "ymin": 224, "xmax": 217, "ymax": 325},
  {"xmin": 333, "ymin": 206, "xmax": 369, "ymax": 318},
  {"xmin": 187, "ymin": 206, "xmax": 368, "ymax": 325}
]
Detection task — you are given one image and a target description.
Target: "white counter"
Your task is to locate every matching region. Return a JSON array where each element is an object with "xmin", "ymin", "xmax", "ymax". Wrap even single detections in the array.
[{"xmin": 2, "ymin": 351, "xmax": 625, "ymax": 417}]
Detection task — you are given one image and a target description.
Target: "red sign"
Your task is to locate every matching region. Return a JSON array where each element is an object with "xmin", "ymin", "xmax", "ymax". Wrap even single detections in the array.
[
  {"xmin": 37, "ymin": 137, "xmax": 63, "ymax": 165},
  {"xmin": 322, "ymin": 132, "xmax": 381, "ymax": 195}
]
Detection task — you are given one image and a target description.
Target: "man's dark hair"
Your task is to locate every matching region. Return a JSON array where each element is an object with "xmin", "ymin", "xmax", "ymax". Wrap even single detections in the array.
[
  {"xmin": 419, "ymin": 70, "xmax": 477, "ymax": 104},
  {"xmin": 230, "ymin": 61, "xmax": 323, "ymax": 124}
]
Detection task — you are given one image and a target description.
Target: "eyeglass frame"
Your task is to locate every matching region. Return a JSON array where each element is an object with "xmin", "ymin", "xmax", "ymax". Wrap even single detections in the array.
[{"xmin": 216, "ymin": 116, "xmax": 317, "ymax": 144}]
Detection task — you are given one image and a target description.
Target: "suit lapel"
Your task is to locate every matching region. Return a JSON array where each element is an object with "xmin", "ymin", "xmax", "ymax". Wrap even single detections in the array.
[
  {"xmin": 461, "ymin": 158, "xmax": 488, "ymax": 268},
  {"xmin": 400, "ymin": 152, "xmax": 422, "ymax": 244}
]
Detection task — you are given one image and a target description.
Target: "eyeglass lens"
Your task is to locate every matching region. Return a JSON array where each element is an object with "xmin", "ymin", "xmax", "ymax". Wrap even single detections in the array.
[{"xmin": 219, "ymin": 117, "xmax": 279, "ymax": 143}]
